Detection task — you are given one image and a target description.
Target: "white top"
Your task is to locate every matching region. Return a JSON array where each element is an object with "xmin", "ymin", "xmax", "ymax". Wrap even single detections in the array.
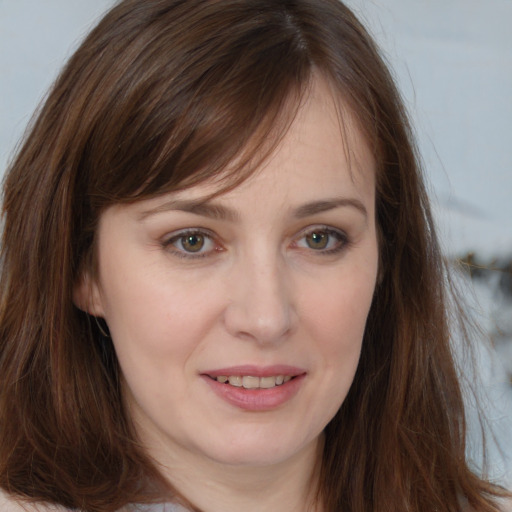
[
  {"xmin": 126, "ymin": 504, "xmax": 187, "ymax": 512},
  {"xmin": 1, "ymin": 488, "xmax": 511, "ymax": 511},
  {"xmin": 125, "ymin": 505, "xmax": 186, "ymax": 512},
  {"xmin": 0, "ymin": 490, "xmax": 64, "ymax": 511},
  {"xmin": 0, "ymin": 490, "xmax": 186, "ymax": 512}
]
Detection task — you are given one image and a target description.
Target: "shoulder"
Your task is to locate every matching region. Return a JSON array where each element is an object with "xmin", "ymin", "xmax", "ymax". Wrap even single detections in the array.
[
  {"xmin": 498, "ymin": 496, "xmax": 512, "ymax": 512},
  {"xmin": 0, "ymin": 489, "xmax": 69, "ymax": 512},
  {"xmin": 464, "ymin": 496, "xmax": 512, "ymax": 512},
  {"xmin": 0, "ymin": 491, "xmax": 187, "ymax": 512}
]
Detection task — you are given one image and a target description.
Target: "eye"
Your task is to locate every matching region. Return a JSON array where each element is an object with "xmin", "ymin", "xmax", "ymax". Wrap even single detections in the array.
[
  {"xmin": 178, "ymin": 233, "xmax": 207, "ymax": 253},
  {"xmin": 164, "ymin": 229, "xmax": 219, "ymax": 257},
  {"xmin": 294, "ymin": 227, "xmax": 347, "ymax": 254}
]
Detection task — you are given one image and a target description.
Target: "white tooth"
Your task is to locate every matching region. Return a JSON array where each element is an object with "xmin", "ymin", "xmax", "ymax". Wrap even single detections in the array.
[
  {"xmin": 242, "ymin": 376, "xmax": 260, "ymax": 389},
  {"xmin": 228, "ymin": 376, "xmax": 242, "ymax": 387},
  {"xmin": 275, "ymin": 375, "xmax": 284, "ymax": 385},
  {"xmin": 216, "ymin": 376, "xmax": 228, "ymax": 383},
  {"xmin": 283, "ymin": 376, "xmax": 292, "ymax": 383},
  {"xmin": 260, "ymin": 376, "xmax": 277, "ymax": 388}
]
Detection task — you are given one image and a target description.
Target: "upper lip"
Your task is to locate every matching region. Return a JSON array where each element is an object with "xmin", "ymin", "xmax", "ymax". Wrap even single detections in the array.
[{"xmin": 202, "ymin": 365, "xmax": 306, "ymax": 378}]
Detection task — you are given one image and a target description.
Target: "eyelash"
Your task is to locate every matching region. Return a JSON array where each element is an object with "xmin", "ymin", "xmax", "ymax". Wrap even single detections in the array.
[{"xmin": 162, "ymin": 226, "xmax": 349, "ymax": 259}]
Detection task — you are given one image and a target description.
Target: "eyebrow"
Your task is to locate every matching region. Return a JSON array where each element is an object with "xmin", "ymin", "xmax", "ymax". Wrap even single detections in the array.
[
  {"xmin": 294, "ymin": 198, "xmax": 367, "ymax": 220},
  {"xmin": 138, "ymin": 199, "xmax": 240, "ymax": 222},
  {"xmin": 138, "ymin": 196, "xmax": 368, "ymax": 222}
]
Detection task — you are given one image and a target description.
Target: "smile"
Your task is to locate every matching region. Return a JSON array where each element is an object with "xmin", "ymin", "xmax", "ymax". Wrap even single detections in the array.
[
  {"xmin": 203, "ymin": 371, "xmax": 304, "ymax": 411},
  {"xmin": 202, "ymin": 366, "xmax": 305, "ymax": 410},
  {"xmin": 211, "ymin": 375, "xmax": 293, "ymax": 389}
]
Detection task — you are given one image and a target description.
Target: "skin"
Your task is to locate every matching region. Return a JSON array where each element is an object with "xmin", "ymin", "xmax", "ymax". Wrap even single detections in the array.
[{"xmin": 75, "ymin": 77, "xmax": 379, "ymax": 512}]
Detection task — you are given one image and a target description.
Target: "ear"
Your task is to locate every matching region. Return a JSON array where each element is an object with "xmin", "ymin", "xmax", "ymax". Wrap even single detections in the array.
[{"xmin": 73, "ymin": 269, "xmax": 105, "ymax": 317}]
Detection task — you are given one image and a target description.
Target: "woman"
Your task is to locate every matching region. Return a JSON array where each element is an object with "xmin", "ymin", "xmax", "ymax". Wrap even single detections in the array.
[{"xmin": 0, "ymin": 0, "xmax": 509, "ymax": 511}]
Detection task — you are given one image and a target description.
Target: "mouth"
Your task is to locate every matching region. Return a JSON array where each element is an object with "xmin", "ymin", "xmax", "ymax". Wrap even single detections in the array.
[
  {"xmin": 208, "ymin": 374, "xmax": 294, "ymax": 389},
  {"xmin": 202, "ymin": 367, "xmax": 305, "ymax": 410}
]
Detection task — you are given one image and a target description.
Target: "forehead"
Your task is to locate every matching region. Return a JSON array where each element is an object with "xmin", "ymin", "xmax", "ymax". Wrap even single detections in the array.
[
  {"xmin": 220, "ymin": 76, "xmax": 374, "ymax": 204},
  {"xmin": 130, "ymin": 76, "xmax": 375, "ymax": 221},
  {"xmin": 262, "ymin": 75, "xmax": 374, "ymax": 187}
]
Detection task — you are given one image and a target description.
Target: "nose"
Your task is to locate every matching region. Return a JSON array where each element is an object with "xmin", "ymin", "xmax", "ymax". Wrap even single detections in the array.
[{"xmin": 223, "ymin": 252, "xmax": 296, "ymax": 345}]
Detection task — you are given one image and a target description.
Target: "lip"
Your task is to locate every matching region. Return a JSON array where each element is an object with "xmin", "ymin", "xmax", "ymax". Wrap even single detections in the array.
[{"xmin": 201, "ymin": 365, "xmax": 306, "ymax": 411}]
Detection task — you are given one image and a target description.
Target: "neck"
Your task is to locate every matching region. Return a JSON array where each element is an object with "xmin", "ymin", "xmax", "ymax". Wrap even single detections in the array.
[{"xmin": 150, "ymin": 436, "xmax": 324, "ymax": 512}]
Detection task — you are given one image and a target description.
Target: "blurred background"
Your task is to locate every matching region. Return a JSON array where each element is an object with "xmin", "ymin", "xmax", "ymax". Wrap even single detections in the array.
[
  {"xmin": 1, "ymin": 0, "xmax": 511, "ymax": 486},
  {"xmin": 343, "ymin": 0, "xmax": 512, "ymax": 486}
]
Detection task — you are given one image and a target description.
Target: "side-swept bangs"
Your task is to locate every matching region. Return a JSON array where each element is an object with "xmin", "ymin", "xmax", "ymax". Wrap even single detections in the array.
[
  {"xmin": 76, "ymin": 0, "xmax": 315, "ymax": 202},
  {"xmin": 68, "ymin": 0, "xmax": 403, "ymax": 268}
]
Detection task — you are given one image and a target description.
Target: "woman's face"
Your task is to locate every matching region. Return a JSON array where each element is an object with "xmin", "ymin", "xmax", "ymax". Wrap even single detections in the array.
[{"xmin": 77, "ymin": 78, "xmax": 379, "ymax": 472}]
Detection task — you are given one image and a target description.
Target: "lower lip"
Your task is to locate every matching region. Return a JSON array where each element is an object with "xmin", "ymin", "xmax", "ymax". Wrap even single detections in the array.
[{"xmin": 202, "ymin": 375, "xmax": 305, "ymax": 411}]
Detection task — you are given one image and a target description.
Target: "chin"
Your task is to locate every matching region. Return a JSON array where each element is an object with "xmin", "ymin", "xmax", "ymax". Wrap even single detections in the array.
[{"xmin": 195, "ymin": 428, "xmax": 321, "ymax": 468}]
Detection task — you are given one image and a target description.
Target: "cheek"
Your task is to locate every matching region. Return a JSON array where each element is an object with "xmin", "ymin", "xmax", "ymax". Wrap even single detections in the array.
[
  {"xmin": 300, "ymin": 257, "xmax": 377, "ymax": 401},
  {"xmin": 103, "ymin": 278, "xmax": 217, "ymax": 413},
  {"xmin": 100, "ymin": 266, "xmax": 234, "ymax": 406},
  {"xmin": 101, "ymin": 258, "xmax": 218, "ymax": 340},
  {"xmin": 293, "ymin": 272, "xmax": 375, "ymax": 436},
  {"xmin": 303, "ymin": 263, "xmax": 377, "ymax": 346}
]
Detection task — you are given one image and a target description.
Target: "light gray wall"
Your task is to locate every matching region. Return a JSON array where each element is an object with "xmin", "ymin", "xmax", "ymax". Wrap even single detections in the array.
[
  {"xmin": 1, "ymin": 1, "xmax": 116, "ymax": 172},
  {"xmin": 345, "ymin": 0, "xmax": 512, "ymax": 258}
]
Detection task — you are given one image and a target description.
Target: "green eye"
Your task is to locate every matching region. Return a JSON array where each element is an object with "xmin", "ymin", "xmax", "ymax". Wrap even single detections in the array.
[
  {"xmin": 305, "ymin": 231, "xmax": 329, "ymax": 250},
  {"xmin": 295, "ymin": 227, "xmax": 347, "ymax": 254},
  {"xmin": 180, "ymin": 234, "xmax": 205, "ymax": 252}
]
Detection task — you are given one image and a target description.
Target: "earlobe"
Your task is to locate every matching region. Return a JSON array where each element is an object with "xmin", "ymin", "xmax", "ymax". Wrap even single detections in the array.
[{"xmin": 73, "ymin": 271, "xmax": 105, "ymax": 317}]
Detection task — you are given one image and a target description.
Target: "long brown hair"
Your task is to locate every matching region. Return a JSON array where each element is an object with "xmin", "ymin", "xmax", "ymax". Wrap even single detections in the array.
[{"xmin": 0, "ymin": 0, "xmax": 507, "ymax": 510}]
